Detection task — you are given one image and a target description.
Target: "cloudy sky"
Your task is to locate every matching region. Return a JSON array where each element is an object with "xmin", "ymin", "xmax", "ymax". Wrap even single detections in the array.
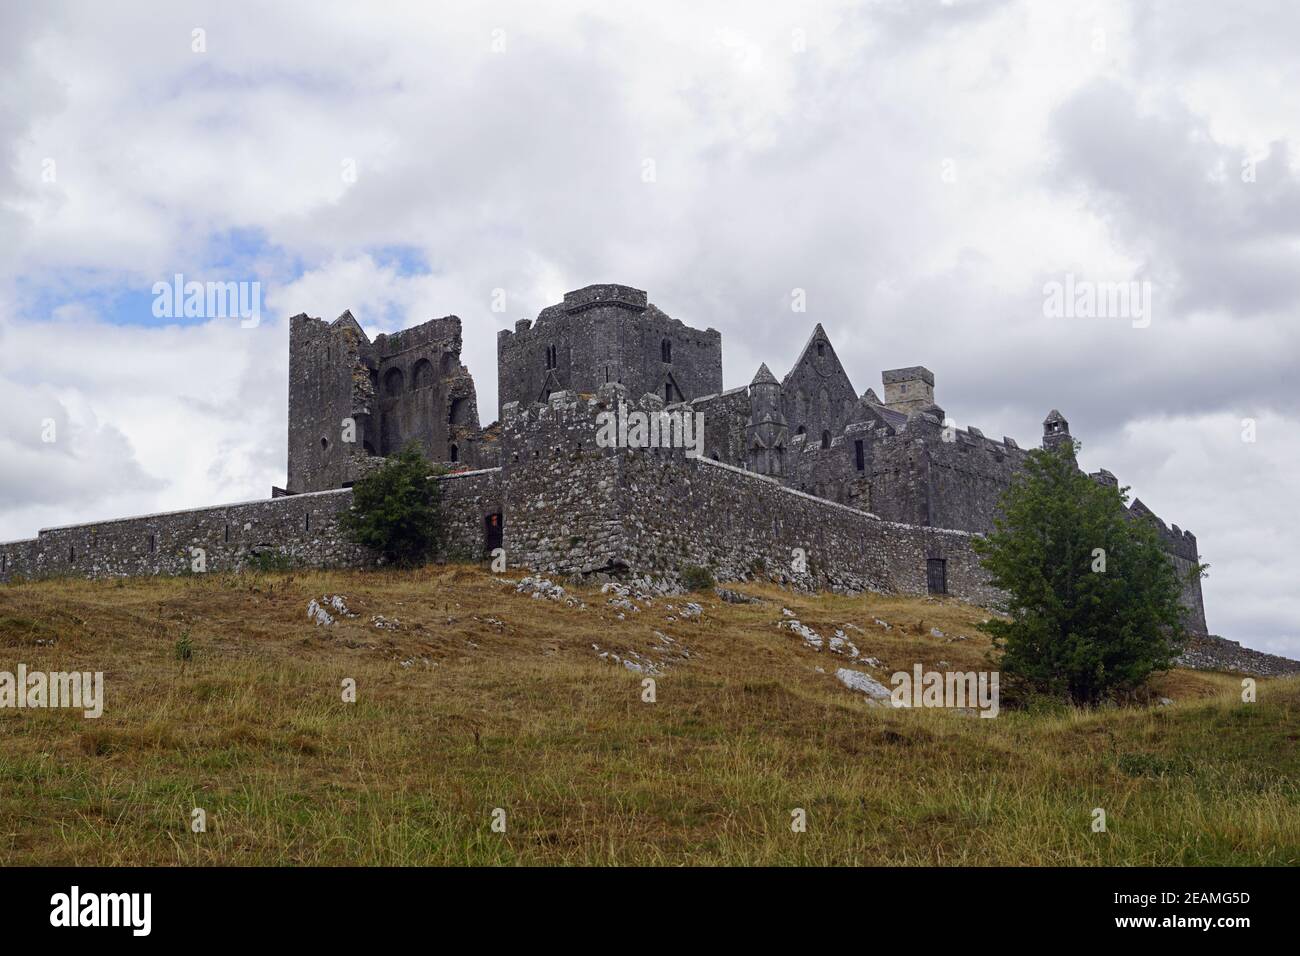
[{"xmin": 2, "ymin": 1, "xmax": 1297, "ymax": 654}]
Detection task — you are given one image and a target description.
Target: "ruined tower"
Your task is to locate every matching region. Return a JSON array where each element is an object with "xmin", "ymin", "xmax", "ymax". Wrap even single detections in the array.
[{"xmin": 287, "ymin": 311, "xmax": 482, "ymax": 494}]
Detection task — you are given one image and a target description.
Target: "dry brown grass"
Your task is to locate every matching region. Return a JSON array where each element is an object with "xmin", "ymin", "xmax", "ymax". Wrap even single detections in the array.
[{"xmin": 0, "ymin": 565, "xmax": 1296, "ymax": 865}]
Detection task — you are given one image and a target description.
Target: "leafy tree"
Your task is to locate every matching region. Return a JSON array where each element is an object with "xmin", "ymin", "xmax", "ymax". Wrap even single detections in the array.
[
  {"xmin": 340, "ymin": 442, "xmax": 444, "ymax": 567},
  {"xmin": 973, "ymin": 442, "xmax": 1193, "ymax": 705}
]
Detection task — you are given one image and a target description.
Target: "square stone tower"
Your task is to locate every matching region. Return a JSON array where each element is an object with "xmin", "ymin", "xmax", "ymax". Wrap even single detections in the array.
[
  {"xmin": 881, "ymin": 366, "xmax": 935, "ymax": 415},
  {"xmin": 287, "ymin": 310, "xmax": 481, "ymax": 493},
  {"xmin": 495, "ymin": 284, "xmax": 722, "ymax": 418}
]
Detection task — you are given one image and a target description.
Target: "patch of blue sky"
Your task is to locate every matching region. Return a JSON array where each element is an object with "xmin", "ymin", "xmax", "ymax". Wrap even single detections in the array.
[{"xmin": 11, "ymin": 234, "xmax": 429, "ymax": 328}]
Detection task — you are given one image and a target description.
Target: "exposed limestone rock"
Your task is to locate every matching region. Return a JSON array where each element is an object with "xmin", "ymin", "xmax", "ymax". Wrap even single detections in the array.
[{"xmin": 836, "ymin": 668, "xmax": 893, "ymax": 700}]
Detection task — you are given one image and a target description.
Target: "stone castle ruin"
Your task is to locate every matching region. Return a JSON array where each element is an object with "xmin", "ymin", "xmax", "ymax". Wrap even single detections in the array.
[{"xmin": 0, "ymin": 282, "xmax": 1208, "ymax": 637}]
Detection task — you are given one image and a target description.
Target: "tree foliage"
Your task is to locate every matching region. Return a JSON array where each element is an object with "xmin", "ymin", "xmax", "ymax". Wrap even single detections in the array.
[
  {"xmin": 973, "ymin": 443, "xmax": 1192, "ymax": 705},
  {"xmin": 340, "ymin": 442, "xmax": 444, "ymax": 567}
]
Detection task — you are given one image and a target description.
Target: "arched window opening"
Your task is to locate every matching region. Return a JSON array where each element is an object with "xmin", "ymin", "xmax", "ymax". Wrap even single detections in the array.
[
  {"xmin": 449, "ymin": 396, "xmax": 470, "ymax": 426},
  {"xmin": 383, "ymin": 367, "xmax": 404, "ymax": 397},
  {"xmin": 412, "ymin": 358, "xmax": 435, "ymax": 390},
  {"xmin": 450, "ymin": 444, "xmax": 459, "ymax": 463},
  {"xmin": 821, "ymin": 430, "xmax": 831, "ymax": 449},
  {"xmin": 661, "ymin": 339, "xmax": 672, "ymax": 363}
]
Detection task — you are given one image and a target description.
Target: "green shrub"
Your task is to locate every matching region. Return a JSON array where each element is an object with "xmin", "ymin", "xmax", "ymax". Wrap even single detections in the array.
[
  {"xmin": 245, "ymin": 549, "xmax": 292, "ymax": 573},
  {"xmin": 340, "ymin": 442, "xmax": 445, "ymax": 567},
  {"xmin": 680, "ymin": 564, "xmax": 715, "ymax": 592}
]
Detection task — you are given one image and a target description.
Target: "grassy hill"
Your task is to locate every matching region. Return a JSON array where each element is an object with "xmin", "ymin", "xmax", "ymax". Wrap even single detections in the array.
[{"xmin": 1, "ymin": 566, "xmax": 1297, "ymax": 865}]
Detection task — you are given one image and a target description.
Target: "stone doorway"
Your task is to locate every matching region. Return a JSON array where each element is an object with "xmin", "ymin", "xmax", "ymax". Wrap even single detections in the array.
[
  {"xmin": 926, "ymin": 557, "xmax": 947, "ymax": 595},
  {"xmin": 485, "ymin": 512, "xmax": 503, "ymax": 554}
]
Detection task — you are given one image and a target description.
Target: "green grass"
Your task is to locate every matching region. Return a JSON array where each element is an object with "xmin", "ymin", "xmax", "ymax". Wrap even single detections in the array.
[{"xmin": 0, "ymin": 565, "xmax": 1296, "ymax": 865}]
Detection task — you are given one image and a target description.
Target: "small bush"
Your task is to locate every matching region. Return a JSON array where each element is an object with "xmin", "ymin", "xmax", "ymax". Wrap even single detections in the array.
[
  {"xmin": 245, "ymin": 549, "xmax": 292, "ymax": 573},
  {"xmin": 1117, "ymin": 753, "xmax": 1195, "ymax": 778},
  {"xmin": 680, "ymin": 564, "xmax": 715, "ymax": 592}
]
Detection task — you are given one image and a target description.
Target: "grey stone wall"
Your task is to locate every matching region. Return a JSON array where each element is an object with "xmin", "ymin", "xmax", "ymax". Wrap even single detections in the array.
[
  {"xmin": 435, "ymin": 468, "xmax": 506, "ymax": 560},
  {"xmin": 1178, "ymin": 633, "xmax": 1300, "ymax": 677},
  {"xmin": 689, "ymin": 386, "xmax": 751, "ymax": 466},
  {"xmin": 0, "ymin": 470, "xmax": 502, "ymax": 583},
  {"xmin": 620, "ymin": 452, "xmax": 1004, "ymax": 604},
  {"xmin": 1130, "ymin": 499, "xmax": 1207, "ymax": 634},
  {"xmin": 863, "ymin": 414, "xmax": 1030, "ymax": 534},
  {"xmin": 777, "ymin": 394, "xmax": 1029, "ymax": 535},
  {"xmin": 492, "ymin": 389, "xmax": 1003, "ymax": 606},
  {"xmin": 497, "ymin": 391, "xmax": 627, "ymax": 575}
]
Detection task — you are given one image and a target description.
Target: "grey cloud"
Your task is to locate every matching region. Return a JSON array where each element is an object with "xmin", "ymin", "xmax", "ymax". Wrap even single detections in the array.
[{"xmin": 1050, "ymin": 79, "xmax": 1300, "ymax": 317}]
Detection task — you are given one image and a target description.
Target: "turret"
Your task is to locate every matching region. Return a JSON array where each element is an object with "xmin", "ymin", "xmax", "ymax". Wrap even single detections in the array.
[
  {"xmin": 881, "ymin": 366, "xmax": 935, "ymax": 415},
  {"xmin": 746, "ymin": 363, "xmax": 788, "ymax": 476},
  {"xmin": 1042, "ymin": 409, "xmax": 1075, "ymax": 458}
]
